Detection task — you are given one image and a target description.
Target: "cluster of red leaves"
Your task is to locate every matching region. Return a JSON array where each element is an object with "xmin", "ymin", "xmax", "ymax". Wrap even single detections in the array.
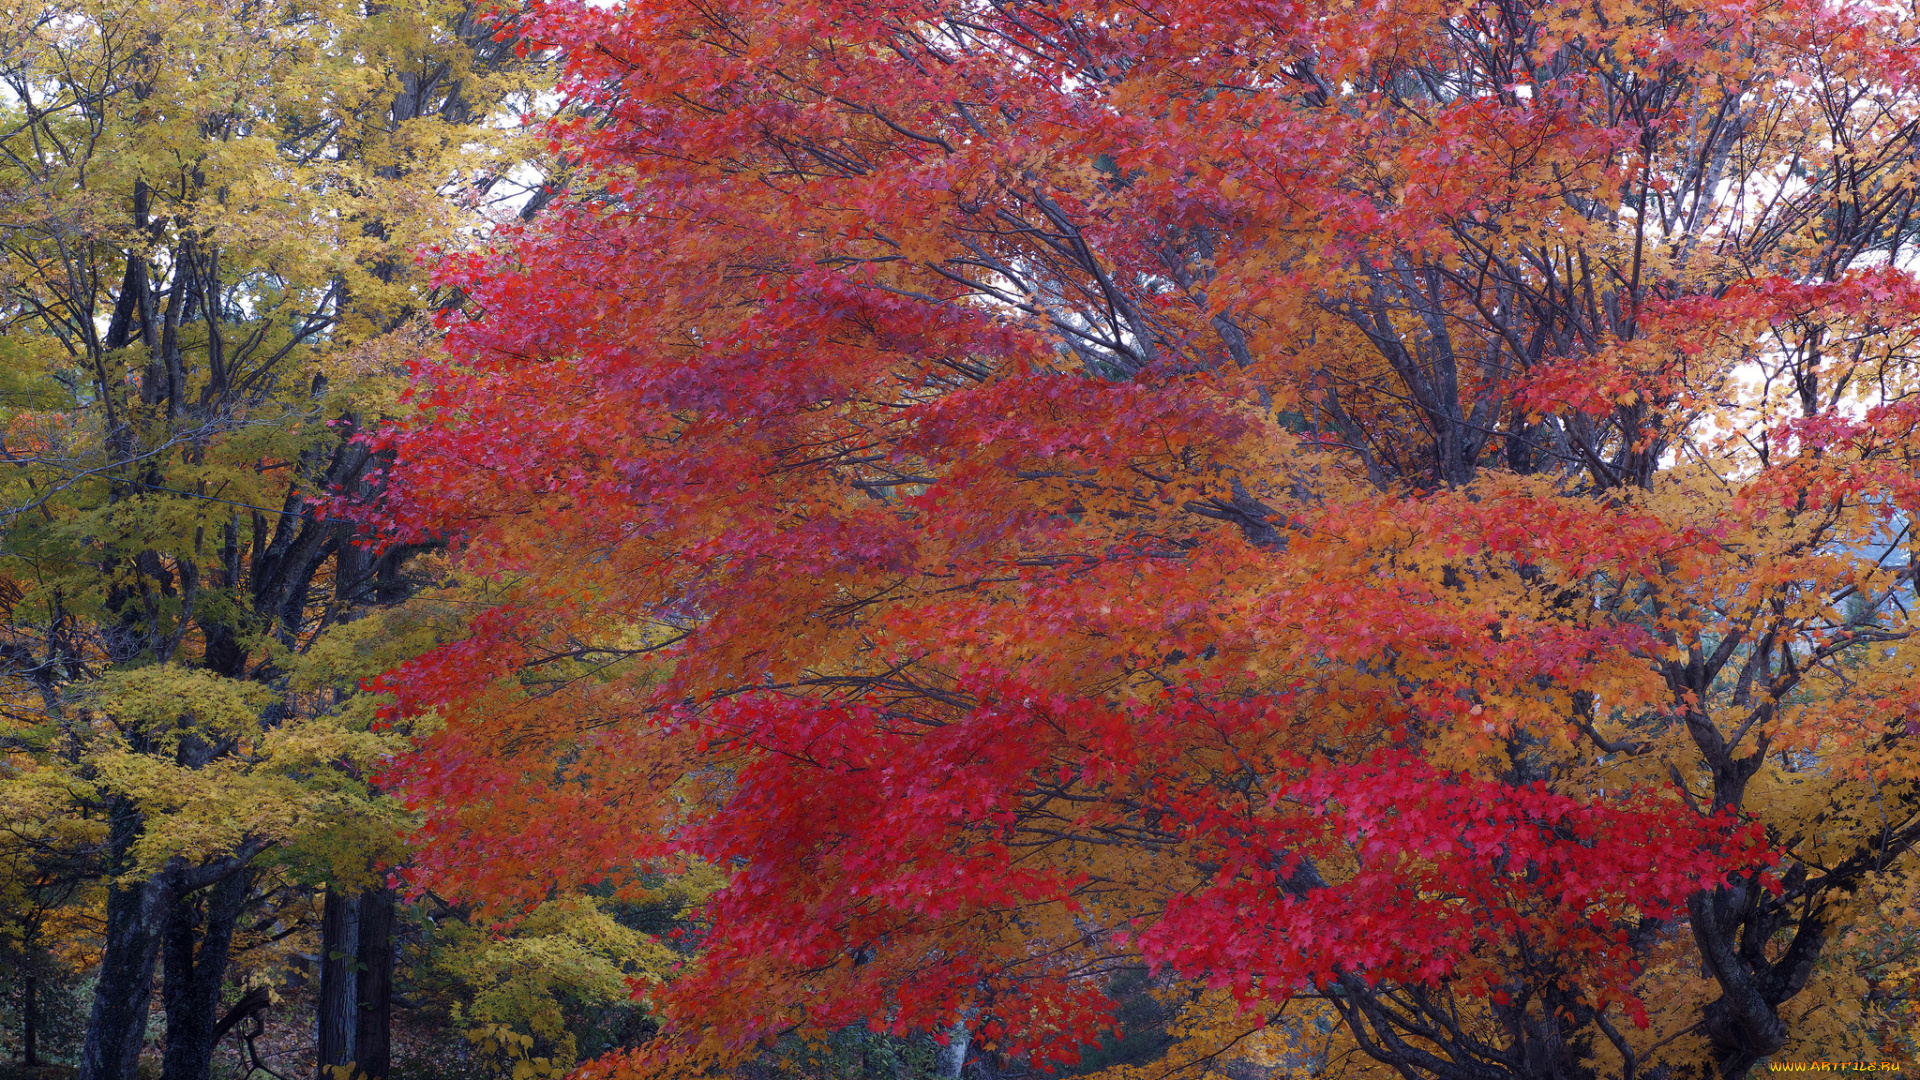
[{"xmin": 670, "ymin": 684, "xmax": 1764, "ymax": 1051}]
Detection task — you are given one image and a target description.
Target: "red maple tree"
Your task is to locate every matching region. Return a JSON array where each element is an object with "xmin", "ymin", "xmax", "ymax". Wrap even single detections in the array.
[{"xmin": 365, "ymin": 0, "xmax": 1920, "ymax": 1074}]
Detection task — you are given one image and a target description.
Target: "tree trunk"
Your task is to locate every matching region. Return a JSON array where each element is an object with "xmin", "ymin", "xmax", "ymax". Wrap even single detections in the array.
[
  {"xmin": 939, "ymin": 1019, "xmax": 969, "ymax": 1080},
  {"xmin": 160, "ymin": 869, "xmax": 252, "ymax": 1080},
  {"xmin": 316, "ymin": 888, "xmax": 359, "ymax": 1080},
  {"xmin": 77, "ymin": 800, "xmax": 262, "ymax": 1080},
  {"xmin": 77, "ymin": 805, "xmax": 169, "ymax": 1080},
  {"xmin": 23, "ymin": 968, "xmax": 38, "ymax": 1067},
  {"xmin": 353, "ymin": 889, "xmax": 394, "ymax": 1080}
]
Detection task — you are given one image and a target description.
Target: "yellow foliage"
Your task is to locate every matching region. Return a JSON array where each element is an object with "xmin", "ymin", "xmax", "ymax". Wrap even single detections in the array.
[{"xmin": 430, "ymin": 896, "xmax": 695, "ymax": 1074}]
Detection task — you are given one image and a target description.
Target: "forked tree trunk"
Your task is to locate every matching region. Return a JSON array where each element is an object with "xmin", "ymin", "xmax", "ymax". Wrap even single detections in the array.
[
  {"xmin": 159, "ymin": 869, "xmax": 253, "ymax": 1080},
  {"xmin": 77, "ymin": 799, "xmax": 262, "ymax": 1080}
]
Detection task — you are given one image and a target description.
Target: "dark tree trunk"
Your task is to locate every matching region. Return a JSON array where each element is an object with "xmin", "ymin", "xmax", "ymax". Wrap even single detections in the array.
[
  {"xmin": 77, "ymin": 800, "xmax": 262, "ymax": 1080},
  {"xmin": 160, "ymin": 869, "xmax": 252, "ymax": 1080},
  {"xmin": 353, "ymin": 889, "xmax": 394, "ymax": 1080},
  {"xmin": 199, "ymin": 619, "xmax": 246, "ymax": 678},
  {"xmin": 77, "ymin": 804, "xmax": 169, "ymax": 1080},
  {"xmin": 316, "ymin": 888, "xmax": 359, "ymax": 1080},
  {"xmin": 22, "ymin": 968, "xmax": 38, "ymax": 1066},
  {"xmin": 77, "ymin": 876, "xmax": 169, "ymax": 1080}
]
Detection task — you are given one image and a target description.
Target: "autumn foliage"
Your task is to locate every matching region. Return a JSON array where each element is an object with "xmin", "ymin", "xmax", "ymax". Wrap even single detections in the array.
[{"xmin": 369, "ymin": 0, "xmax": 1920, "ymax": 1074}]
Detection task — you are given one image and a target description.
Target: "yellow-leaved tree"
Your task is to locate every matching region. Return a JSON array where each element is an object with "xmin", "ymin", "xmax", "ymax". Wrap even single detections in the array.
[{"xmin": 0, "ymin": 1, "xmax": 554, "ymax": 1078}]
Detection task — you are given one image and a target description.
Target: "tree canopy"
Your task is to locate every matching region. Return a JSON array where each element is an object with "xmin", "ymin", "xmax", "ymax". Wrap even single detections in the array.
[{"xmin": 364, "ymin": 0, "xmax": 1920, "ymax": 1076}]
